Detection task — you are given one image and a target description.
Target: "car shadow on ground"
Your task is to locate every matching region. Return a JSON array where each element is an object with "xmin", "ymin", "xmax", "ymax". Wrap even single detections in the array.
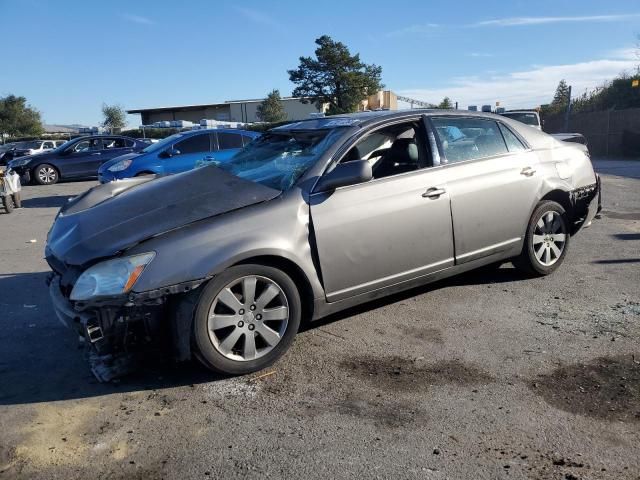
[
  {"xmin": 303, "ymin": 263, "xmax": 527, "ymax": 331},
  {"xmin": 0, "ymin": 264, "xmax": 527, "ymax": 406},
  {"xmin": 0, "ymin": 271, "xmax": 222, "ymax": 406},
  {"xmin": 20, "ymin": 195, "xmax": 74, "ymax": 208}
]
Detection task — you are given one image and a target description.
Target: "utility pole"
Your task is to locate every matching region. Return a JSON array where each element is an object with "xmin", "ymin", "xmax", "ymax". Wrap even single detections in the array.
[{"xmin": 563, "ymin": 85, "xmax": 572, "ymax": 132}]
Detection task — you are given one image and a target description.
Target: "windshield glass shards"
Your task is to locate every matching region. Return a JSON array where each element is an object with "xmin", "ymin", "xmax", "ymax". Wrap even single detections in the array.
[{"xmin": 213, "ymin": 128, "xmax": 345, "ymax": 191}]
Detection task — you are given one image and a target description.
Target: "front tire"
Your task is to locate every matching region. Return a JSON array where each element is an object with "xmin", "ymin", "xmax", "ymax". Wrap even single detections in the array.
[
  {"xmin": 2, "ymin": 195, "xmax": 14, "ymax": 213},
  {"xmin": 514, "ymin": 200, "xmax": 570, "ymax": 276},
  {"xmin": 11, "ymin": 192, "xmax": 21, "ymax": 208},
  {"xmin": 191, "ymin": 264, "xmax": 301, "ymax": 375},
  {"xmin": 33, "ymin": 164, "xmax": 59, "ymax": 185}
]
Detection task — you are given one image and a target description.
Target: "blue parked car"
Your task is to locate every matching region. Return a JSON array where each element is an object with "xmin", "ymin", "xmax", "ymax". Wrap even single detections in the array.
[{"xmin": 98, "ymin": 129, "xmax": 260, "ymax": 183}]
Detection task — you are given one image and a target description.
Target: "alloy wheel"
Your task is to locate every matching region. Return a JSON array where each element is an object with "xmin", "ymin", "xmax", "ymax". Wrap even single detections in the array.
[
  {"xmin": 38, "ymin": 167, "xmax": 57, "ymax": 184},
  {"xmin": 207, "ymin": 275, "xmax": 289, "ymax": 361},
  {"xmin": 532, "ymin": 211, "xmax": 566, "ymax": 266}
]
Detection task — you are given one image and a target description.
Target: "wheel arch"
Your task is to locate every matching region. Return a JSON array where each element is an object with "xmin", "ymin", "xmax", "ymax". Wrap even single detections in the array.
[
  {"xmin": 233, "ymin": 255, "xmax": 315, "ymax": 324},
  {"xmin": 170, "ymin": 253, "xmax": 316, "ymax": 363},
  {"xmin": 31, "ymin": 163, "xmax": 60, "ymax": 184},
  {"xmin": 32, "ymin": 162, "xmax": 60, "ymax": 176},
  {"xmin": 539, "ymin": 189, "xmax": 572, "ymax": 217}
]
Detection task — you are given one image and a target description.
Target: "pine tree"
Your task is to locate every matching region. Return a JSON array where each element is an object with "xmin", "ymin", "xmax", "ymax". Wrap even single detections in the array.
[
  {"xmin": 437, "ymin": 97, "xmax": 453, "ymax": 109},
  {"xmin": 256, "ymin": 90, "xmax": 288, "ymax": 123},
  {"xmin": 551, "ymin": 80, "xmax": 571, "ymax": 108},
  {"xmin": 288, "ymin": 35, "xmax": 383, "ymax": 114}
]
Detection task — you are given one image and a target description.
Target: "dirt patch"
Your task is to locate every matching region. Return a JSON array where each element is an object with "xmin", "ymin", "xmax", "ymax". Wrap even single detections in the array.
[
  {"xmin": 332, "ymin": 396, "xmax": 427, "ymax": 428},
  {"xmin": 531, "ymin": 355, "xmax": 640, "ymax": 423},
  {"xmin": 340, "ymin": 356, "xmax": 493, "ymax": 392},
  {"xmin": 398, "ymin": 325, "xmax": 444, "ymax": 344},
  {"xmin": 0, "ymin": 445, "xmax": 17, "ymax": 472},
  {"xmin": 602, "ymin": 210, "xmax": 640, "ymax": 221}
]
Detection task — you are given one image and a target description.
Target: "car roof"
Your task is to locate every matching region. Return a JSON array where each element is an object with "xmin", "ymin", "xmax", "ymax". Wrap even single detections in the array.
[
  {"xmin": 179, "ymin": 128, "xmax": 259, "ymax": 136},
  {"xmin": 273, "ymin": 109, "xmax": 511, "ymax": 131}
]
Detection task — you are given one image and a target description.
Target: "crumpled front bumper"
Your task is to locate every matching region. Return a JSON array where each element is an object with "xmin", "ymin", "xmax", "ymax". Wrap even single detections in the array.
[
  {"xmin": 48, "ymin": 274, "xmax": 90, "ymax": 334},
  {"xmin": 47, "ymin": 272, "xmax": 172, "ymax": 381}
]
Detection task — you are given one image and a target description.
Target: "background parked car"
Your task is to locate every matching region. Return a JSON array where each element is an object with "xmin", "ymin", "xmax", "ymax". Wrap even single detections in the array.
[
  {"xmin": 0, "ymin": 142, "xmax": 18, "ymax": 166},
  {"xmin": 98, "ymin": 129, "xmax": 260, "ymax": 182},
  {"xmin": 11, "ymin": 139, "xmax": 66, "ymax": 158},
  {"xmin": 8, "ymin": 135, "xmax": 148, "ymax": 185}
]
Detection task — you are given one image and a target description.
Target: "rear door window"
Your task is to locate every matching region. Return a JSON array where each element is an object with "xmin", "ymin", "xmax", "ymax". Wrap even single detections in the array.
[
  {"xmin": 175, "ymin": 133, "xmax": 211, "ymax": 154},
  {"xmin": 431, "ymin": 117, "xmax": 509, "ymax": 163},
  {"xmin": 217, "ymin": 132, "xmax": 244, "ymax": 150},
  {"xmin": 242, "ymin": 135, "xmax": 256, "ymax": 147},
  {"xmin": 498, "ymin": 123, "xmax": 526, "ymax": 152},
  {"xmin": 103, "ymin": 137, "xmax": 127, "ymax": 149}
]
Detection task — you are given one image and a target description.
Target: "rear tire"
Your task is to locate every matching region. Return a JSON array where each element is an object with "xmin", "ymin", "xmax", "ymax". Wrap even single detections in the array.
[
  {"xmin": 514, "ymin": 200, "xmax": 570, "ymax": 276},
  {"xmin": 33, "ymin": 164, "xmax": 59, "ymax": 185},
  {"xmin": 191, "ymin": 264, "xmax": 301, "ymax": 375},
  {"xmin": 2, "ymin": 195, "xmax": 14, "ymax": 213}
]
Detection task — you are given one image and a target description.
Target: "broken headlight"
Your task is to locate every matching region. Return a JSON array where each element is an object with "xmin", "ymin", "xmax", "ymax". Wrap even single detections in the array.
[{"xmin": 70, "ymin": 252, "xmax": 155, "ymax": 301}]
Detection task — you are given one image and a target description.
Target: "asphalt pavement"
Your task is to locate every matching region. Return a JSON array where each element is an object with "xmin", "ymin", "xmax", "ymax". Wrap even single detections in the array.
[{"xmin": 0, "ymin": 159, "xmax": 639, "ymax": 479}]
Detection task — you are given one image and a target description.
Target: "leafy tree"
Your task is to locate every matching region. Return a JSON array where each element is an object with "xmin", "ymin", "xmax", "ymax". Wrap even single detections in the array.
[
  {"xmin": 256, "ymin": 89, "xmax": 288, "ymax": 123},
  {"xmin": 436, "ymin": 97, "xmax": 453, "ymax": 109},
  {"xmin": 101, "ymin": 103, "xmax": 127, "ymax": 133},
  {"xmin": 0, "ymin": 94, "xmax": 43, "ymax": 140},
  {"xmin": 288, "ymin": 35, "xmax": 383, "ymax": 115}
]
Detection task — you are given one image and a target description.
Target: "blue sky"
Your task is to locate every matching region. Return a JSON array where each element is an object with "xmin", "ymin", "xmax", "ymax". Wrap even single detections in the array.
[{"xmin": 2, "ymin": 0, "xmax": 639, "ymax": 126}]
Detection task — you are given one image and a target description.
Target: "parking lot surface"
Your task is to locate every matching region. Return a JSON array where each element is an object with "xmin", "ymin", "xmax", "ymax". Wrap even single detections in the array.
[{"xmin": 1, "ymin": 160, "xmax": 639, "ymax": 479}]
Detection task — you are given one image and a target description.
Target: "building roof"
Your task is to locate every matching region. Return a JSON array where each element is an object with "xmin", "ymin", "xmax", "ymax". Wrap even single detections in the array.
[{"xmin": 127, "ymin": 96, "xmax": 307, "ymax": 114}]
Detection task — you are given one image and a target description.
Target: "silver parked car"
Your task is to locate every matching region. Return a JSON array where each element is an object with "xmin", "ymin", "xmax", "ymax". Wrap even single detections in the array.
[{"xmin": 46, "ymin": 110, "xmax": 600, "ymax": 379}]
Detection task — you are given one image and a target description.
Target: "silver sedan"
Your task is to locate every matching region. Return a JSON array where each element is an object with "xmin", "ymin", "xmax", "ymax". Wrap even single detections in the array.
[{"xmin": 46, "ymin": 110, "xmax": 600, "ymax": 379}]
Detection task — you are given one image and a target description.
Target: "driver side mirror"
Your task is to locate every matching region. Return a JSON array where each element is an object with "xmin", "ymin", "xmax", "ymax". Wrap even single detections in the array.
[
  {"xmin": 160, "ymin": 147, "xmax": 181, "ymax": 158},
  {"xmin": 314, "ymin": 160, "xmax": 372, "ymax": 193}
]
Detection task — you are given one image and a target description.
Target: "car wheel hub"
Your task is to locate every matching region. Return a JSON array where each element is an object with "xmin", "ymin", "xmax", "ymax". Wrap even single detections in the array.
[
  {"xmin": 207, "ymin": 275, "xmax": 289, "ymax": 362},
  {"xmin": 39, "ymin": 167, "xmax": 56, "ymax": 183},
  {"xmin": 532, "ymin": 211, "xmax": 566, "ymax": 267}
]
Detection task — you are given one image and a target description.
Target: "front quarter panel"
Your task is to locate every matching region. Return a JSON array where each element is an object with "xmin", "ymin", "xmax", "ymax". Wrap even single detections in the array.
[{"xmin": 126, "ymin": 189, "xmax": 324, "ymax": 299}]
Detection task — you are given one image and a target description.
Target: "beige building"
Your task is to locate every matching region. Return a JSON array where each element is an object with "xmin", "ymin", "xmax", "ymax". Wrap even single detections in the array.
[
  {"xmin": 127, "ymin": 90, "xmax": 399, "ymax": 126},
  {"xmin": 128, "ymin": 97, "xmax": 323, "ymax": 125}
]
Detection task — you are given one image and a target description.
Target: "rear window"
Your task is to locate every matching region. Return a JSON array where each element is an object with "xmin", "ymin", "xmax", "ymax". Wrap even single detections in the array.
[{"xmin": 501, "ymin": 112, "xmax": 540, "ymax": 127}]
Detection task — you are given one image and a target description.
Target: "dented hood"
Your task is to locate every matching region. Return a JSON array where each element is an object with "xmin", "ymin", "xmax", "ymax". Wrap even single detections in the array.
[{"xmin": 46, "ymin": 166, "xmax": 280, "ymax": 266}]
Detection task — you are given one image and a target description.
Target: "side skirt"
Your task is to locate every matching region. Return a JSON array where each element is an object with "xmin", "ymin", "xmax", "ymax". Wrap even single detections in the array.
[{"xmin": 311, "ymin": 248, "xmax": 519, "ymax": 321}]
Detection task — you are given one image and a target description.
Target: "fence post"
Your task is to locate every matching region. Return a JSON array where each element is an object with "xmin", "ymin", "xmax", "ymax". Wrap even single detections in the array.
[
  {"xmin": 563, "ymin": 86, "xmax": 572, "ymax": 132},
  {"xmin": 605, "ymin": 109, "xmax": 611, "ymax": 157}
]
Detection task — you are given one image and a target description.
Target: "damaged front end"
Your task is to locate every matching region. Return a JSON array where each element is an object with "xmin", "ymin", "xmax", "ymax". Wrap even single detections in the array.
[
  {"xmin": 46, "ymin": 255, "xmax": 204, "ymax": 382},
  {"xmin": 43, "ymin": 166, "xmax": 282, "ymax": 381}
]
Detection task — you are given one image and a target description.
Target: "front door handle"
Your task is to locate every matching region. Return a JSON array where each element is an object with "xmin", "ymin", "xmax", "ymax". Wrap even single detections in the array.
[
  {"xmin": 520, "ymin": 166, "xmax": 536, "ymax": 177},
  {"xmin": 422, "ymin": 187, "xmax": 446, "ymax": 199},
  {"xmin": 90, "ymin": 152, "xmax": 102, "ymax": 156}
]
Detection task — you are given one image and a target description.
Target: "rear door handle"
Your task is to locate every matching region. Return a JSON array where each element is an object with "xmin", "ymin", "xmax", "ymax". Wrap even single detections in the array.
[
  {"xmin": 91, "ymin": 152, "xmax": 102, "ymax": 156},
  {"xmin": 422, "ymin": 187, "xmax": 446, "ymax": 199},
  {"xmin": 520, "ymin": 166, "xmax": 536, "ymax": 177}
]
